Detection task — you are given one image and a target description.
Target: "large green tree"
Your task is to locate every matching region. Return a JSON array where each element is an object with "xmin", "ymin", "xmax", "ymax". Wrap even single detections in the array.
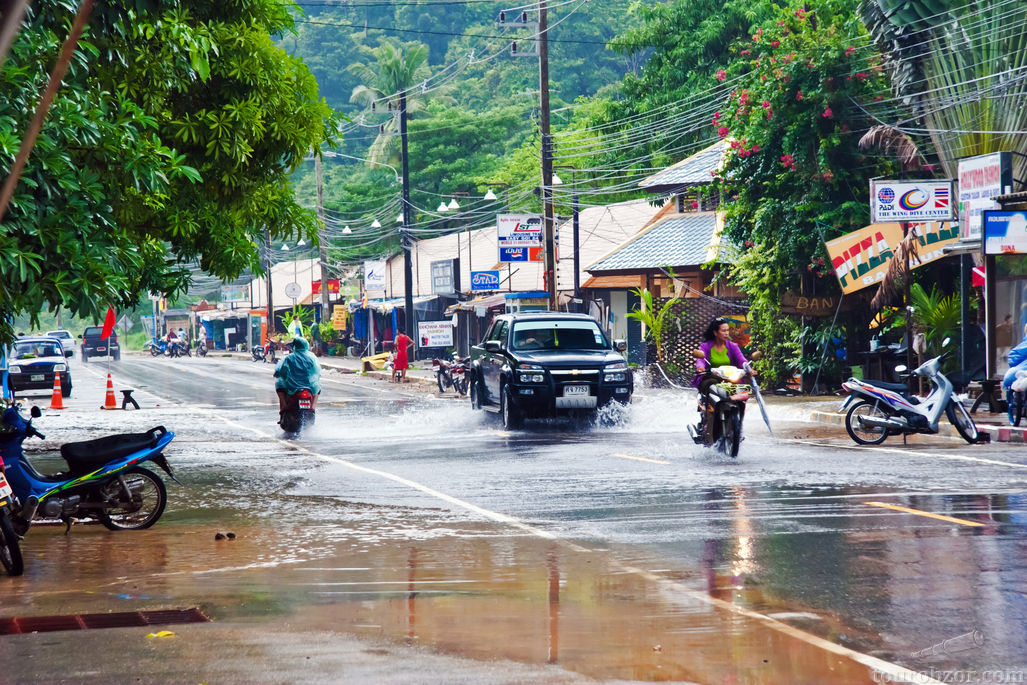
[{"xmin": 0, "ymin": 0, "xmax": 334, "ymax": 344}]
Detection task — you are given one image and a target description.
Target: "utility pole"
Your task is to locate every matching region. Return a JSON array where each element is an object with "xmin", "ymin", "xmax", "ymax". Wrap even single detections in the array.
[
  {"xmin": 264, "ymin": 226, "xmax": 273, "ymax": 342},
  {"xmin": 399, "ymin": 89, "xmax": 416, "ymax": 356},
  {"xmin": 538, "ymin": 1, "xmax": 556, "ymax": 311},
  {"xmin": 316, "ymin": 153, "xmax": 329, "ymax": 324}
]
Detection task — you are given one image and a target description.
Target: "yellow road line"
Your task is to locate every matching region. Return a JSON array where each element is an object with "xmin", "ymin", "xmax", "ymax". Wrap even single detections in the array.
[
  {"xmin": 612, "ymin": 453, "xmax": 671, "ymax": 465},
  {"xmin": 863, "ymin": 501, "xmax": 985, "ymax": 527}
]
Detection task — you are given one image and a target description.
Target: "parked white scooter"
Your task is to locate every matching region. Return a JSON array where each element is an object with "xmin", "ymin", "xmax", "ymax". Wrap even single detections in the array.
[{"xmin": 839, "ymin": 338, "xmax": 978, "ymax": 445}]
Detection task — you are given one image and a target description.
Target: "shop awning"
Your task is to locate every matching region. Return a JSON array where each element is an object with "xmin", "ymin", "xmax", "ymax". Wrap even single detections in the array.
[
  {"xmin": 581, "ymin": 274, "xmax": 645, "ymax": 290},
  {"xmin": 445, "ymin": 293, "xmax": 507, "ymax": 316}
]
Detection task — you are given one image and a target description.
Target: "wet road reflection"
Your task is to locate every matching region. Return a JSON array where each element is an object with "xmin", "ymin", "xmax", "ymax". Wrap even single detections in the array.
[{"xmin": 1, "ymin": 356, "xmax": 1024, "ymax": 683}]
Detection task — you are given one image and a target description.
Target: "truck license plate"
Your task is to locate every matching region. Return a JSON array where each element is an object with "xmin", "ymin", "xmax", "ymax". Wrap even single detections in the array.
[
  {"xmin": 0, "ymin": 473, "xmax": 12, "ymax": 499},
  {"xmin": 30, "ymin": 374, "xmax": 44, "ymax": 382},
  {"xmin": 564, "ymin": 384, "xmax": 590, "ymax": 396}
]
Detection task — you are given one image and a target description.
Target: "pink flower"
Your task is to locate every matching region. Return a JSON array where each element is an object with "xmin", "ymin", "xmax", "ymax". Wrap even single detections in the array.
[
  {"xmin": 856, "ymin": 72, "xmax": 869, "ymax": 80},
  {"xmin": 765, "ymin": 109, "xmax": 773, "ymax": 120},
  {"xmin": 845, "ymin": 46, "xmax": 856, "ymax": 57},
  {"xmin": 741, "ymin": 49, "xmax": 751, "ymax": 56},
  {"xmin": 770, "ymin": 40, "xmax": 780, "ymax": 48},
  {"xmin": 715, "ymin": 69, "xmax": 727, "ymax": 82},
  {"xmin": 796, "ymin": 90, "xmax": 803, "ymax": 101},
  {"xmin": 761, "ymin": 100, "xmax": 771, "ymax": 108},
  {"xmin": 752, "ymin": 144, "xmax": 759, "ymax": 152},
  {"xmin": 691, "ymin": 201, "xmax": 699, "ymax": 209},
  {"xmin": 924, "ymin": 164, "xmax": 936, "ymax": 172},
  {"xmin": 745, "ymin": 240, "xmax": 755, "ymax": 247},
  {"xmin": 717, "ymin": 126, "xmax": 730, "ymax": 137},
  {"xmin": 817, "ymin": 258, "xmax": 825, "ymax": 266},
  {"xmin": 822, "ymin": 171, "xmax": 834, "ymax": 181},
  {"xmin": 822, "ymin": 107, "xmax": 833, "ymax": 118}
]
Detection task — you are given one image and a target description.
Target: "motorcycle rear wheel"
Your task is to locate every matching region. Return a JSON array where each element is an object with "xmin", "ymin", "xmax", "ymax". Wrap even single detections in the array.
[
  {"xmin": 845, "ymin": 401, "xmax": 889, "ymax": 445},
  {"xmin": 946, "ymin": 400, "xmax": 978, "ymax": 444},
  {"xmin": 437, "ymin": 371, "xmax": 448, "ymax": 393},
  {"xmin": 97, "ymin": 467, "xmax": 167, "ymax": 531},
  {"xmin": 0, "ymin": 509, "xmax": 24, "ymax": 576},
  {"xmin": 455, "ymin": 376, "xmax": 468, "ymax": 396}
]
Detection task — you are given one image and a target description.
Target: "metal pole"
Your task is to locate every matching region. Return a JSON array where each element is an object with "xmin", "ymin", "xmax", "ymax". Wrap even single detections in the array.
[
  {"xmin": 538, "ymin": 1, "xmax": 556, "ymax": 311},
  {"xmin": 572, "ymin": 187, "xmax": 580, "ymax": 302},
  {"xmin": 316, "ymin": 153, "xmax": 329, "ymax": 324},
  {"xmin": 265, "ymin": 227, "xmax": 273, "ymax": 342},
  {"xmin": 903, "ymin": 222, "xmax": 913, "ymax": 390},
  {"xmin": 400, "ymin": 90, "xmax": 416, "ymax": 355},
  {"xmin": 960, "ymin": 253, "xmax": 971, "ymax": 377}
]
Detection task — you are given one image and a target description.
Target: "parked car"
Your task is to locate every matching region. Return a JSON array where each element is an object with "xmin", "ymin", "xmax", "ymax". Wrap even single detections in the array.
[
  {"xmin": 5, "ymin": 336, "xmax": 72, "ymax": 397},
  {"xmin": 467, "ymin": 312, "xmax": 632, "ymax": 428},
  {"xmin": 80, "ymin": 326, "xmax": 120, "ymax": 362},
  {"xmin": 45, "ymin": 329, "xmax": 75, "ymax": 357}
]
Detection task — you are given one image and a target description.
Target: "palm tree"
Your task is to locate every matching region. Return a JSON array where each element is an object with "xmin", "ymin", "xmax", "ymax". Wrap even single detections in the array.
[
  {"xmin": 349, "ymin": 40, "xmax": 431, "ymax": 166},
  {"xmin": 861, "ymin": 0, "xmax": 1027, "ymax": 181}
]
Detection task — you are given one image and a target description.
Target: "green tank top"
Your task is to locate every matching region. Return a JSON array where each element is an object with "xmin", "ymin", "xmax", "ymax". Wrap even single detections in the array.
[{"xmin": 709, "ymin": 345, "xmax": 730, "ymax": 367}]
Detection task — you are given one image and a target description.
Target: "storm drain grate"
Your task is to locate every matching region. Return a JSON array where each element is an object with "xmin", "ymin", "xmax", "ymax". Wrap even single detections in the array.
[{"xmin": 0, "ymin": 608, "xmax": 209, "ymax": 635}]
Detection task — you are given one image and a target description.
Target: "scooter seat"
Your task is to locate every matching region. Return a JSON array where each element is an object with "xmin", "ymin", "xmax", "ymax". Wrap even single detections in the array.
[
  {"xmin": 60, "ymin": 426, "xmax": 167, "ymax": 476},
  {"xmin": 864, "ymin": 379, "xmax": 910, "ymax": 393}
]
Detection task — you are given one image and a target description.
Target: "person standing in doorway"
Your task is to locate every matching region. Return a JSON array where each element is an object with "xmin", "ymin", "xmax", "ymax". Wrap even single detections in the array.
[
  {"xmin": 392, "ymin": 328, "xmax": 413, "ymax": 382},
  {"xmin": 288, "ymin": 315, "xmax": 304, "ymax": 340}
]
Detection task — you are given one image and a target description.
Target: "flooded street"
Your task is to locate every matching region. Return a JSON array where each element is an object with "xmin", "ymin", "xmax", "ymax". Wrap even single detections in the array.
[{"xmin": 1, "ymin": 355, "xmax": 1025, "ymax": 684}]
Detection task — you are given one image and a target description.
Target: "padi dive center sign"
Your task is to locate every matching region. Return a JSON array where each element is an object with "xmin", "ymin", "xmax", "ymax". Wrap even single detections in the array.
[
  {"xmin": 364, "ymin": 260, "xmax": 387, "ymax": 292},
  {"xmin": 470, "ymin": 270, "xmax": 500, "ymax": 291},
  {"xmin": 870, "ymin": 180, "xmax": 955, "ymax": 223},
  {"xmin": 826, "ymin": 221, "xmax": 959, "ymax": 294}
]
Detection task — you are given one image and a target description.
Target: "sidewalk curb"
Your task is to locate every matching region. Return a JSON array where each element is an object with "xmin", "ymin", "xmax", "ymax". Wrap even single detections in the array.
[{"xmin": 808, "ymin": 410, "xmax": 1003, "ymax": 444}]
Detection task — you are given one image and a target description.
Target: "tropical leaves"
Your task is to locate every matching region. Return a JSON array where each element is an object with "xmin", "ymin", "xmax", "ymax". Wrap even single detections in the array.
[{"xmin": 625, "ymin": 287, "xmax": 680, "ymax": 362}]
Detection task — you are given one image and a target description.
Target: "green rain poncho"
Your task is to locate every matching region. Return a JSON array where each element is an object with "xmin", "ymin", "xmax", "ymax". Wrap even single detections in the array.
[{"xmin": 273, "ymin": 338, "xmax": 321, "ymax": 394}]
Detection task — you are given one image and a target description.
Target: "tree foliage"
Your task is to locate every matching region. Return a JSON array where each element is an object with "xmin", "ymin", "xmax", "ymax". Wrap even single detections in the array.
[{"xmin": 0, "ymin": 0, "xmax": 335, "ymax": 344}]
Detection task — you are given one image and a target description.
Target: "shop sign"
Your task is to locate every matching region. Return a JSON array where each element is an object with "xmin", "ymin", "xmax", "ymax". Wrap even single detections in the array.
[
  {"xmin": 958, "ymin": 152, "xmax": 1012, "ymax": 239},
  {"xmin": 781, "ymin": 292, "xmax": 853, "ymax": 317},
  {"xmin": 826, "ymin": 221, "xmax": 959, "ymax": 294},
  {"xmin": 471, "ymin": 270, "xmax": 500, "ymax": 291},
  {"xmin": 983, "ymin": 210, "xmax": 1027, "ymax": 255},
  {"xmin": 220, "ymin": 283, "xmax": 249, "ymax": 303},
  {"xmin": 364, "ymin": 260, "xmax": 387, "ymax": 292},
  {"xmin": 311, "ymin": 279, "xmax": 340, "ymax": 295},
  {"xmin": 870, "ymin": 180, "xmax": 955, "ymax": 222},
  {"xmin": 418, "ymin": 320, "xmax": 453, "ymax": 348},
  {"xmin": 498, "ymin": 214, "xmax": 543, "ymax": 262},
  {"xmin": 431, "ymin": 259, "xmax": 457, "ymax": 295}
]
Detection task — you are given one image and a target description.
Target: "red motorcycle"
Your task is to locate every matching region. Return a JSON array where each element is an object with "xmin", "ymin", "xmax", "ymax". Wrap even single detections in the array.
[
  {"xmin": 433, "ymin": 356, "xmax": 469, "ymax": 395},
  {"xmin": 279, "ymin": 388, "xmax": 316, "ymax": 434}
]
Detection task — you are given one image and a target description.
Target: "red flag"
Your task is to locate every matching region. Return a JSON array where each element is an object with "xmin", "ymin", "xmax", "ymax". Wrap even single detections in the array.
[
  {"xmin": 100, "ymin": 307, "xmax": 116, "ymax": 340},
  {"xmin": 972, "ymin": 265, "xmax": 986, "ymax": 288}
]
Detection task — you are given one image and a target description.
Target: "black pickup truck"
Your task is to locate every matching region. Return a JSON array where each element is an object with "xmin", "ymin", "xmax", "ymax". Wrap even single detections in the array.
[
  {"xmin": 468, "ymin": 312, "xmax": 632, "ymax": 428},
  {"xmin": 80, "ymin": 326, "xmax": 121, "ymax": 362}
]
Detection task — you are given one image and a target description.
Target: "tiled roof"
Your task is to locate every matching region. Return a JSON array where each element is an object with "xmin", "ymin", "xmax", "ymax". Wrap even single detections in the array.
[
  {"xmin": 638, "ymin": 140, "xmax": 727, "ymax": 189},
  {"xmin": 587, "ymin": 213, "xmax": 720, "ymax": 272}
]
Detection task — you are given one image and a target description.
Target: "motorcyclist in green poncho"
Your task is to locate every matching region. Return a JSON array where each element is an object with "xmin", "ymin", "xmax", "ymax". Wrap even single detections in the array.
[{"xmin": 274, "ymin": 337, "xmax": 321, "ymax": 416}]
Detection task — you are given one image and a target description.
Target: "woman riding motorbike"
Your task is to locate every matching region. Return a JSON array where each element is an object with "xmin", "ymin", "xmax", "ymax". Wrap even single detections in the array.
[
  {"xmin": 693, "ymin": 317, "xmax": 753, "ymax": 433},
  {"xmin": 274, "ymin": 337, "xmax": 321, "ymax": 419}
]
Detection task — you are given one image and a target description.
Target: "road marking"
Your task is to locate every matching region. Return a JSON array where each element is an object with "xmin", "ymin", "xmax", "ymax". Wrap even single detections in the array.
[
  {"xmin": 114, "ymin": 377, "xmax": 940, "ymax": 685},
  {"xmin": 787, "ymin": 438, "xmax": 1027, "ymax": 470},
  {"xmin": 612, "ymin": 453, "xmax": 671, "ymax": 465},
  {"xmin": 862, "ymin": 501, "xmax": 985, "ymax": 527}
]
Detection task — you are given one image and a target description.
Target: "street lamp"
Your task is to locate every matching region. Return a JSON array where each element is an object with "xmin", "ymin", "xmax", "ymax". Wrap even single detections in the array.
[
  {"xmin": 371, "ymin": 219, "xmax": 382, "ymax": 228},
  {"xmin": 342, "ymin": 225, "xmax": 352, "ymax": 234},
  {"xmin": 447, "ymin": 198, "xmax": 460, "ymax": 210},
  {"xmin": 437, "ymin": 201, "xmax": 449, "ymax": 213}
]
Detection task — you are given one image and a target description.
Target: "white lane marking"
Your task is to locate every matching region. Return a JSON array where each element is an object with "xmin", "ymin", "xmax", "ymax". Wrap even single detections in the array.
[
  {"xmin": 110, "ymin": 377, "xmax": 940, "ymax": 684},
  {"xmin": 786, "ymin": 438, "xmax": 1027, "ymax": 470},
  {"xmin": 612, "ymin": 453, "xmax": 671, "ymax": 465}
]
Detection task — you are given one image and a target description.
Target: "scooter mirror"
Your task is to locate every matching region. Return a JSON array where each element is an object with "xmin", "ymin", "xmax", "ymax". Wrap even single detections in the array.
[
  {"xmin": 942, "ymin": 337, "xmax": 951, "ymax": 347},
  {"xmin": 894, "ymin": 365, "xmax": 907, "ymax": 373},
  {"xmin": 751, "ymin": 351, "xmax": 763, "ymax": 361},
  {"xmin": 691, "ymin": 349, "xmax": 706, "ymax": 359},
  {"xmin": 30, "ymin": 405, "xmax": 41, "ymax": 418}
]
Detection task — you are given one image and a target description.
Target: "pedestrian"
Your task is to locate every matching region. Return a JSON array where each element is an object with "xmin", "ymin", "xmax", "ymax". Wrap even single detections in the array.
[
  {"xmin": 392, "ymin": 327, "xmax": 413, "ymax": 382},
  {"xmin": 288, "ymin": 315, "xmax": 304, "ymax": 339},
  {"xmin": 311, "ymin": 320, "xmax": 322, "ymax": 356}
]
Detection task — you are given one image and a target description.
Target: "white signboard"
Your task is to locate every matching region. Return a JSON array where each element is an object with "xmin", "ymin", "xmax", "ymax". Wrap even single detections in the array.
[
  {"xmin": 958, "ymin": 152, "xmax": 1013, "ymax": 239},
  {"xmin": 220, "ymin": 283, "xmax": 249, "ymax": 303},
  {"xmin": 871, "ymin": 180, "xmax": 955, "ymax": 223},
  {"xmin": 417, "ymin": 320, "xmax": 454, "ymax": 348},
  {"xmin": 497, "ymin": 214, "xmax": 542, "ymax": 263},
  {"xmin": 364, "ymin": 260, "xmax": 387, "ymax": 292},
  {"xmin": 284, "ymin": 282, "xmax": 302, "ymax": 299}
]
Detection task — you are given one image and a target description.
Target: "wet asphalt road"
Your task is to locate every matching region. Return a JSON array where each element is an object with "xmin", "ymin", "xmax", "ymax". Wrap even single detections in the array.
[{"xmin": 1, "ymin": 354, "xmax": 1025, "ymax": 684}]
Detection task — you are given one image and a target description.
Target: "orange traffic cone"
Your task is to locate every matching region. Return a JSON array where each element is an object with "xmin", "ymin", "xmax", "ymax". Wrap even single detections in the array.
[
  {"xmin": 49, "ymin": 372, "xmax": 65, "ymax": 410},
  {"xmin": 103, "ymin": 373, "xmax": 118, "ymax": 410}
]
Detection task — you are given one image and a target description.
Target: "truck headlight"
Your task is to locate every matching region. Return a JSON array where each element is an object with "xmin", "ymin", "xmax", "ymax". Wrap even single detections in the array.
[
  {"xmin": 605, "ymin": 361, "xmax": 628, "ymax": 371},
  {"xmin": 9, "ymin": 365, "xmax": 21, "ymax": 374},
  {"xmin": 53, "ymin": 364, "xmax": 67, "ymax": 372},
  {"xmin": 604, "ymin": 372, "xmax": 626, "ymax": 382},
  {"xmin": 518, "ymin": 363, "xmax": 543, "ymax": 370},
  {"xmin": 519, "ymin": 373, "xmax": 545, "ymax": 383}
]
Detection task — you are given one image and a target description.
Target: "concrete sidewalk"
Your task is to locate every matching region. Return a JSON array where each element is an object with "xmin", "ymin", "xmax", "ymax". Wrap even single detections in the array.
[{"xmin": 806, "ymin": 403, "xmax": 1023, "ymax": 444}]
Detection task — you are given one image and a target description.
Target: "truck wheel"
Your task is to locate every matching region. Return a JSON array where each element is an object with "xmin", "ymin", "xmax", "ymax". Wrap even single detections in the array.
[{"xmin": 501, "ymin": 384, "xmax": 522, "ymax": 430}]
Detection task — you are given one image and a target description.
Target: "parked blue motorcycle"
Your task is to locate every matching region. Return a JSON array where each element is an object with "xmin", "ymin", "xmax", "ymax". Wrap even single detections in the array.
[{"xmin": 0, "ymin": 404, "xmax": 176, "ymax": 534}]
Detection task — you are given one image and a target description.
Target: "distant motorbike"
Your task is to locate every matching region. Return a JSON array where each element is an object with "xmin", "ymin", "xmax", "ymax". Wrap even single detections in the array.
[
  {"xmin": 168, "ymin": 339, "xmax": 190, "ymax": 358},
  {"xmin": 840, "ymin": 340, "xmax": 978, "ymax": 445},
  {"xmin": 688, "ymin": 350, "xmax": 766, "ymax": 457},
  {"xmin": 0, "ymin": 460, "xmax": 23, "ymax": 576},
  {"xmin": 279, "ymin": 388, "xmax": 316, "ymax": 434},
  {"xmin": 433, "ymin": 356, "xmax": 469, "ymax": 395},
  {"xmin": 144, "ymin": 338, "xmax": 168, "ymax": 357},
  {"xmin": 0, "ymin": 404, "xmax": 177, "ymax": 533},
  {"xmin": 194, "ymin": 338, "xmax": 208, "ymax": 357},
  {"xmin": 252, "ymin": 340, "xmax": 277, "ymax": 363}
]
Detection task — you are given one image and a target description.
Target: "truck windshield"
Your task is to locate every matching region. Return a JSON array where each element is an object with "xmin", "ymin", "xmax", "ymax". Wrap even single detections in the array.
[
  {"xmin": 510, "ymin": 321, "xmax": 608, "ymax": 351},
  {"xmin": 14, "ymin": 341, "xmax": 62, "ymax": 359}
]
